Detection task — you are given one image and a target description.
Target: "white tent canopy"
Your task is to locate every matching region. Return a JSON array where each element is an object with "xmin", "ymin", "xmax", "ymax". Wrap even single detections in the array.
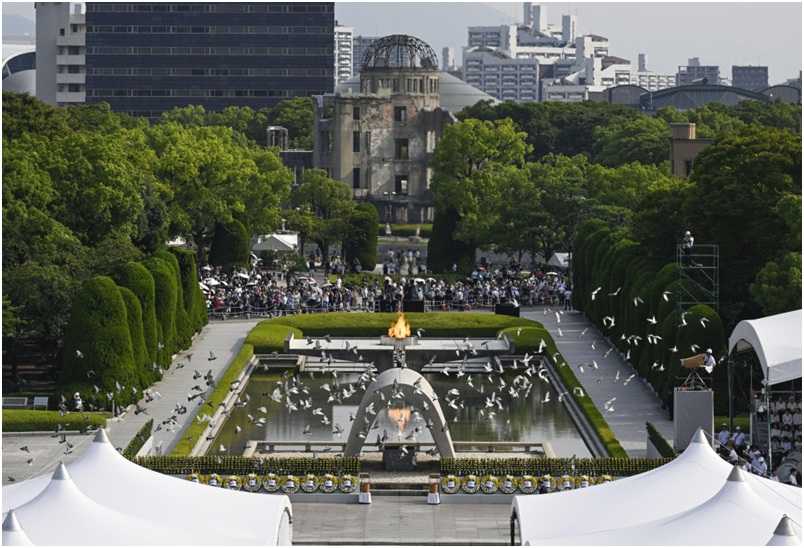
[
  {"xmin": 547, "ymin": 252, "xmax": 571, "ymax": 269},
  {"xmin": 728, "ymin": 309, "xmax": 802, "ymax": 386},
  {"xmin": 2, "ymin": 511, "xmax": 32, "ymax": 546},
  {"xmin": 513, "ymin": 430, "xmax": 802, "ymax": 545},
  {"xmin": 252, "ymin": 233, "xmax": 298, "ymax": 253},
  {"xmin": 2, "ymin": 429, "xmax": 292, "ymax": 545}
]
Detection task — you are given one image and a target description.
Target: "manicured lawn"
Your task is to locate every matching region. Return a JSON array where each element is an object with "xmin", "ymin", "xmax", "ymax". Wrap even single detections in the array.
[{"xmin": 2, "ymin": 409, "xmax": 109, "ymax": 432}]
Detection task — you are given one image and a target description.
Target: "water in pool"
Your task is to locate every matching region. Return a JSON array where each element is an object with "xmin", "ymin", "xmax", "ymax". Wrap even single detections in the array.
[{"xmin": 211, "ymin": 367, "xmax": 591, "ymax": 457}]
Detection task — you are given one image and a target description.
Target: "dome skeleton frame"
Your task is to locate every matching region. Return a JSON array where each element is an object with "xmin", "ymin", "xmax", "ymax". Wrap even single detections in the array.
[{"xmin": 361, "ymin": 34, "xmax": 439, "ymax": 71}]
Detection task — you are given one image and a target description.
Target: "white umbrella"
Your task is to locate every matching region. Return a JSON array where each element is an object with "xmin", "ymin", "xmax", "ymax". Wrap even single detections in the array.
[
  {"xmin": 198, "ymin": 282, "xmax": 209, "ymax": 291},
  {"xmin": 201, "ymin": 265, "xmax": 213, "ymax": 271},
  {"xmin": 204, "ymin": 278, "xmax": 220, "ymax": 287},
  {"xmin": 236, "ymin": 272, "xmax": 250, "ymax": 280}
]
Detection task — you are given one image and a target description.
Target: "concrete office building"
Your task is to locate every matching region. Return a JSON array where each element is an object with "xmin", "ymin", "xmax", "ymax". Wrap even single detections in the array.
[
  {"xmin": 677, "ymin": 59, "xmax": 720, "ymax": 85},
  {"xmin": 35, "ymin": 2, "xmax": 87, "ymax": 106},
  {"xmin": 441, "ymin": 47, "xmax": 456, "ymax": 71},
  {"xmin": 732, "ymin": 65, "xmax": 768, "ymax": 91},
  {"xmin": 669, "ymin": 122, "xmax": 713, "ymax": 178},
  {"xmin": 630, "ymin": 71, "xmax": 677, "ymax": 91},
  {"xmin": 561, "ymin": 14, "xmax": 576, "ymax": 43},
  {"xmin": 334, "ymin": 25, "xmax": 354, "ymax": 85},
  {"xmin": 463, "ymin": 47, "xmax": 539, "ymax": 102},
  {"xmin": 523, "ymin": 3, "xmax": 547, "ymax": 33},
  {"xmin": 83, "ymin": 2, "xmax": 334, "ymax": 118}
]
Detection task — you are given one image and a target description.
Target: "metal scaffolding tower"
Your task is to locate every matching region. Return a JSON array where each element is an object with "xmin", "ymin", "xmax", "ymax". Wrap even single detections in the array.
[{"xmin": 676, "ymin": 243, "xmax": 720, "ymax": 312}]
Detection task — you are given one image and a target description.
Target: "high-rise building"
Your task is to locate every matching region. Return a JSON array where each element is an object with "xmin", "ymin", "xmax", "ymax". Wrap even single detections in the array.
[
  {"xmin": 561, "ymin": 14, "xmax": 576, "ymax": 43},
  {"xmin": 732, "ymin": 65, "xmax": 768, "ymax": 91},
  {"xmin": 638, "ymin": 53, "xmax": 647, "ymax": 73},
  {"xmin": 352, "ymin": 35, "xmax": 379, "ymax": 77},
  {"xmin": 83, "ymin": 2, "xmax": 334, "ymax": 118},
  {"xmin": 523, "ymin": 3, "xmax": 547, "ymax": 33},
  {"xmin": 677, "ymin": 63, "xmax": 720, "ymax": 85},
  {"xmin": 463, "ymin": 48, "xmax": 539, "ymax": 102},
  {"xmin": 334, "ymin": 24, "xmax": 354, "ymax": 85},
  {"xmin": 441, "ymin": 47, "xmax": 455, "ymax": 71},
  {"xmin": 35, "ymin": 2, "xmax": 87, "ymax": 106}
]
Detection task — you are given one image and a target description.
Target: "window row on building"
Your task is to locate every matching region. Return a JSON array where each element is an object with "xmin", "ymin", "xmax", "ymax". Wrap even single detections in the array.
[
  {"xmin": 86, "ymin": 3, "xmax": 333, "ymax": 14},
  {"xmin": 87, "ymin": 66, "xmax": 333, "ymax": 77},
  {"xmin": 86, "ymin": 46, "xmax": 333, "ymax": 56},
  {"xmin": 86, "ymin": 25, "xmax": 331, "ymax": 35},
  {"xmin": 88, "ymin": 88, "xmax": 327, "ymax": 98}
]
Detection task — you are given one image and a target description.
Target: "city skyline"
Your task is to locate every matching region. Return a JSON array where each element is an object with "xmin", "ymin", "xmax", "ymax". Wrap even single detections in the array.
[{"xmin": 3, "ymin": 2, "xmax": 802, "ymax": 84}]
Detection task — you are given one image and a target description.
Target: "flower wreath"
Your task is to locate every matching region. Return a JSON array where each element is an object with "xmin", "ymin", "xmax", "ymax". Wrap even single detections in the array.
[
  {"xmin": 263, "ymin": 473, "xmax": 281, "ymax": 493},
  {"xmin": 224, "ymin": 475, "xmax": 242, "ymax": 490},
  {"xmin": 461, "ymin": 474, "xmax": 479, "ymax": 494},
  {"xmin": 440, "ymin": 475, "xmax": 460, "ymax": 494},
  {"xmin": 207, "ymin": 473, "xmax": 222, "ymax": 487},
  {"xmin": 281, "ymin": 474, "xmax": 300, "ymax": 494},
  {"xmin": 480, "ymin": 475, "xmax": 499, "ymax": 494},
  {"xmin": 186, "ymin": 473, "xmax": 200, "ymax": 483},
  {"xmin": 301, "ymin": 474, "xmax": 319, "ymax": 493},
  {"xmin": 518, "ymin": 475, "xmax": 537, "ymax": 494},
  {"xmin": 499, "ymin": 475, "xmax": 517, "ymax": 494},
  {"xmin": 339, "ymin": 474, "xmax": 357, "ymax": 493},
  {"xmin": 321, "ymin": 474, "xmax": 338, "ymax": 493},
  {"xmin": 245, "ymin": 473, "xmax": 261, "ymax": 492}
]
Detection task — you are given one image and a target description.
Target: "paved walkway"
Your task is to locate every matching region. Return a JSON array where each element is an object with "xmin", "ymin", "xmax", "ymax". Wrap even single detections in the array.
[
  {"xmin": 2, "ymin": 320, "xmax": 260, "ymax": 484},
  {"xmin": 108, "ymin": 319, "xmax": 260, "ymax": 453},
  {"xmin": 292, "ymin": 496, "xmax": 510, "ymax": 545},
  {"xmin": 522, "ymin": 307, "xmax": 674, "ymax": 457}
]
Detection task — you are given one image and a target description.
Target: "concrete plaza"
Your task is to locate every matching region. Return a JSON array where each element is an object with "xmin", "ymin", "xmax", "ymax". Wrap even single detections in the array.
[
  {"xmin": 523, "ymin": 307, "xmax": 675, "ymax": 456},
  {"xmin": 292, "ymin": 496, "xmax": 510, "ymax": 545}
]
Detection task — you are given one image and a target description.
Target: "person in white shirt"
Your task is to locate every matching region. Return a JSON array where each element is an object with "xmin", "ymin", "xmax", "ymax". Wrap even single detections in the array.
[
  {"xmin": 703, "ymin": 348, "xmax": 717, "ymax": 374},
  {"xmin": 732, "ymin": 426, "xmax": 746, "ymax": 448},
  {"xmin": 753, "ymin": 456, "xmax": 768, "ymax": 477},
  {"xmin": 717, "ymin": 424, "xmax": 730, "ymax": 447}
]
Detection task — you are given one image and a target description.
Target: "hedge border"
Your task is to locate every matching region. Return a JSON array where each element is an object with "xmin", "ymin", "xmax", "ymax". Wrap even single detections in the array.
[
  {"xmin": 171, "ymin": 343, "xmax": 255, "ymax": 456},
  {"xmin": 135, "ymin": 455, "xmax": 360, "ymax": 476},
  {"xmin": 500, "ymin": 326, "xmax": 628, "ymax": 458},
  {"xmin": 646, "ymin": 421, "xmax": 676, "ymax": 457},
  {"xmin": 2, "ymin": 409, "xmax": 109, "ymax": 432},
  {"xmin": 440, "ymin": 456, "xmax": 670, "ymax": 477},
  {"xmin": 124, "ymin": 418, "xmax": 154, "ymax": 459}
]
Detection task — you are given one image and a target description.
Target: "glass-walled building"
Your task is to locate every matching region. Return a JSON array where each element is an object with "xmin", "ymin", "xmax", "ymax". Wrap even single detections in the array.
[{"xmin": 85, "ymin": 2, "xmax": 334, "ymax": 118}]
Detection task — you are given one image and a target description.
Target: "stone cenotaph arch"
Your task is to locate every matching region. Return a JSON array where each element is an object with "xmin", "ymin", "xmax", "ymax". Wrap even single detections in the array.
[{"xmin": 344, "ymin": 367, "xmax": 455, "ymax": 458}]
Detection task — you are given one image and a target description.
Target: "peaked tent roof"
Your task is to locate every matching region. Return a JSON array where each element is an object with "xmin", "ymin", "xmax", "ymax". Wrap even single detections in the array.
[
  {"xmin": 8, "ymin": 464, "xmax": 192, "ymax": 546},
  {"xmin": 2, "ymin": 429, "xmax": 292, "ymax": 545},
  {"xmin": 2, "ymin": 511, "xmax": 32, "ymax": 546},
  {"xmin": 513, "ymin": 429, "xmax": 802, "ymax": 545},
  {"xmin": 728, "ymin": 310, "xmax": 802, "ymax": 385},
  {"xmin": 542, "ymin": 466, "xmax": 796, "ymax": 545},
  {"xmin": 767, "ymin": 515, "xmax": 800, "ymax": 546}
]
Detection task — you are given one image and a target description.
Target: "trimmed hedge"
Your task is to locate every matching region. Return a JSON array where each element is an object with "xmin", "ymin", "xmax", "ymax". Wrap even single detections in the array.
[
  {"xmin": 3, "ymin": 409, "xmax": 109, "ymax": 432},
  {"xmin": 135, "ymin": 455, "xmax": 360, "ymax": 475},
  {"xmin": 209, "ymin": 220, "xmax": 250, "ymax": 270},
  {"xmin": 143, "ymin": 257, "xmax": 178, "ymax": 366},
  {"xmin": 118, "ymin": 286, "xmax": 154, "ymax": 387},
  {"xmin": 500, "ymin": 326, "xmax": 628, "ymax": 458},
  {"xmin": 61, "ymin": 276, "xmax": 140, "ymax": 405},
  {"xmin": 124, "ymin": 418, "xmax": 154, "ymax": 459},
  {"xmin": 155, "ymin": 249, "xmax": 193, "ymax": 350},
  {"xmin": 343, "ymin": 203, "xmax": 379, "ymax": 271},
  {"xmin": 171, "ymin": 343, "xmax": 255, "ymax": 456},
  {"xmin": 441, "ymin": 457, "xmax": 671, "ymax": 477},
  {"xmin": 171, "ymin": 247, "xmax": 208, "ymax": 332},
  {"xmin": 646, "ymin": 422, "xmax": 675, "ymax": 457},
  {"xmin": 114, "ymin": 261, "xmax": 158, "ymax": 366}
]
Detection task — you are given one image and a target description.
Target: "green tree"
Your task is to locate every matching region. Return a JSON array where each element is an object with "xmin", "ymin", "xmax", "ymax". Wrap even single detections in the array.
[
  {"xmin": 342, "ymin": 203, "xmax": 380, "ymax": 271},
  {"xmin": 592, "ymin": 116, "xmax": 670, "ymax": 167},
  {"xmin": 750, "ymin": 253, "xmax": 802, "ymax": 316},
  {"xmin": 208, "ymin": 220, "xmax": 251, "ymax": 270},
  {"xmin": 142, "ymin": 257, "xmax": 178, "ymax": 365},
  {"xmin": 114, "ymin": 262, "xmax": 158, "ymax": 366},
  {"xmin": 687, "ymin": 125, "xmax": 801, "ymax": 323},
  {"xmin": 291, "ymin": 169, "xmax": 354, "ymax": 258},
  {"xmin": 268, "ymin": 97, "xmax": 314, "ymax": 149}
]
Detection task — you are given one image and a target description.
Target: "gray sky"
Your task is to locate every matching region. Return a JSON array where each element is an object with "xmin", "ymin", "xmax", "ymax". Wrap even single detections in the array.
[{"xmin": 3, "ymin": 2, "xmax": 801, "ymax": 83}]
